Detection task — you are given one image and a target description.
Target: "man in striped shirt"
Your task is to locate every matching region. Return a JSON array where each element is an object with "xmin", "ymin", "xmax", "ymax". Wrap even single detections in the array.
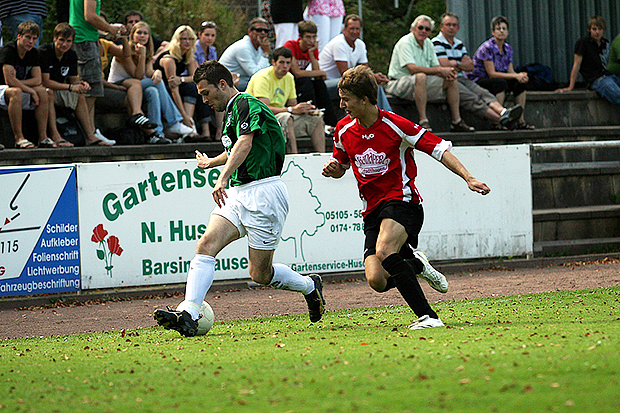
[
  {"xmin": 432, "ymin": 12, "xmax": 522, "ymax": 130},
  {"xmin": 323, "ymin": 65, "xmax": 490, "ymax": 329}
]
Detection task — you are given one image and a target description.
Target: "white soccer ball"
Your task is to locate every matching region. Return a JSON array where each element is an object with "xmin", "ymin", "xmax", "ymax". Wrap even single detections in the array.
[{"xmin": 196, "ymin": 301, "xmax": 215, "ymax": 336}]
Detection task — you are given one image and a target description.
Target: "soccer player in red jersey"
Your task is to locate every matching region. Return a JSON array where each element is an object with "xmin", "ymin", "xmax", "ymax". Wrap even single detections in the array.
[{"xmin": 322, "ymin": 65, "xmax": 490, "ymax": 329}]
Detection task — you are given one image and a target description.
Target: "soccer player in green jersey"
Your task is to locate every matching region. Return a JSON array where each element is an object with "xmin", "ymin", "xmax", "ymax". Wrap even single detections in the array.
[{"xmin": 154, "ymin": 61, "xmax": 325, "ymax": 336}]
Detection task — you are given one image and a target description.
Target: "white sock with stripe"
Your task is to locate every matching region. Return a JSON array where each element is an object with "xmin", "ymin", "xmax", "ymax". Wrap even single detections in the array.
[
  {"xmin": 176, "ymin": 254, "xmax": 215, "ymax": 320},
  {"xmin": 270, "ymin": 263, "xmax": 314, "ymax": 294}
]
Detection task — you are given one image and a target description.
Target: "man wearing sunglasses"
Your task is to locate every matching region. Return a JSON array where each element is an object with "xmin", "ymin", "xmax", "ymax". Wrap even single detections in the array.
[
  {"xmin": 386, "ymin": 15, "xmax": 473, "ymax": 132},
  {"xmin": 219, "ymin": 17, "xmax": 271, "ymax": 91}
]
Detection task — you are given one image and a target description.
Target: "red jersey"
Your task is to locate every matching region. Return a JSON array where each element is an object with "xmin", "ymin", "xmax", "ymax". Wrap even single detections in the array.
[
  {"xmin": 332, "ymin": 109, "xmax": 452, "ymax": 217},
  {"xmin": 283, "ymin": 39, "xmax": 319, "ymax": 71}
]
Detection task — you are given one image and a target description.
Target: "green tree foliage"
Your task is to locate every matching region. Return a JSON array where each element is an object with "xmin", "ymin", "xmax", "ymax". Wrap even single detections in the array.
[
  {"xmin": 35, "ymin": 0, "xmax": 443, "ymax": 68},
  {"xmin": 41, "ymin": 0, "xmax": 247, "ymax": 52}
]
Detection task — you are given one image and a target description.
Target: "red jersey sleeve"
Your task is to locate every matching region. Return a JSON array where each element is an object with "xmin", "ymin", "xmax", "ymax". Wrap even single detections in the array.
[{"xmin": 383, "ymin": 112, "xmax": 452, "ymax": 161}]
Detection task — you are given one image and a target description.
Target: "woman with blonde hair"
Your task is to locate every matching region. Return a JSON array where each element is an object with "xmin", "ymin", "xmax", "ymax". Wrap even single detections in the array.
[
  {"xmin": 108, "ymin": 21, "xmax": 193, "ymax": 144},
  {"xmin": 156, "ymin": 25, "xmax": 207, "ymax": 141}
]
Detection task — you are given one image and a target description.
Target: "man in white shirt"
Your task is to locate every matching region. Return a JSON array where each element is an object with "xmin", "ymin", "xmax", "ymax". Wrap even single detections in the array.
[
  {"xmin": 219, "ymin": 17, "xmax": 271, "ymax": 91},
  {"xmin": 319, "ymin": 14, "xmax": 391, "ymax": 111}
]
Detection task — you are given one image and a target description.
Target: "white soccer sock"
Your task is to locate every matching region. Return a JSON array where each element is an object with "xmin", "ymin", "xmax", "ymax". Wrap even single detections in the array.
[
  {"xmin": 270, "ymin": 263, "xmax": 314, "ymax": 294},
  {"xmin": 176, "ymin": 254, "xmax": 215, "ymax": 320}
]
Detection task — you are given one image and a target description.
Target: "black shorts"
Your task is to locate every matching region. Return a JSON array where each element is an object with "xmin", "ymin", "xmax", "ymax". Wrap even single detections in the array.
[{"xmin": 363, "ymin": 200, "xmax": 424, "ymax": 259}]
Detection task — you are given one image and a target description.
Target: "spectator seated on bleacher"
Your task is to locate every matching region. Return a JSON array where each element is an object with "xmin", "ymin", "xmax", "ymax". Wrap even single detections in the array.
[
  {"xmin": 218, "ymin": 17, "xmax": 271, "ymax": 91},
  {"xmin": 319, "ymin": 14, "xmax": 391, "ymax": 112},
  {"xmin": 108, "ymin": 21, "xmax": 194, "ymax": 144},
  {"xmin": 39, "ymin": 22, "xmax": 122, "ymax": 146},
  {"xmin": 246, "ymin": 46, "xmax": 325, "ymax": 154},
  {"xmin": 120, "ymin": 10, "xmax": 168, "ymax": 59},
  {"xmin": 283, "ymin": 20, "xmax": 339, "ymax": 128},
  {"xmin": 557, "ymin": 16, "xmax": 620, "ymax": 108},
  {"xmin": 194, "ymin": 20, "xmax": 223, "ymax": 139},
  {"xmin": 155, "ymin": 25, "xmax": 206, "ymax": 142},
  {"xmin": 466, "ymin": 15, "xmax": 534, "ymax": 129},
  {"xmin": 432, "ymin": 12, "xmax": 523, "ymax": 130},
  {"xmin": 99, "ymin": 32, "xmax": 156, "ymax": 133},
  {"xmin": 385, "ymin": 15, "xmax": 473, "ymax": 133},
  {"xmin": 0, "ymin": 20, "xmax": 53, "ymax": 148}
]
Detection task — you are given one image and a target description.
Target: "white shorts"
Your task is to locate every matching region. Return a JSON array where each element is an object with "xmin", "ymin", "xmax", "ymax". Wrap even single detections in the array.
[
  {"xmin": 0, "ymin": 85, "xmax": 34, "ymax": 110},
  {"xmin": 212, "ymin": 176, "xmax": 289, "ymax": 250}
]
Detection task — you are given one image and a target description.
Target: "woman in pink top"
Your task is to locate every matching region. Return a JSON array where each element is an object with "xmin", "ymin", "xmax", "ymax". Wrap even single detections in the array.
[{"xmin": 305, "ymin": 0, "xmax": 345, "ymax": 52}]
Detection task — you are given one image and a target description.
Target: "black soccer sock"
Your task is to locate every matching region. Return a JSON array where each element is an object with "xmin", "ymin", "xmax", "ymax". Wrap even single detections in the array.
[
  {"xmin": 405, "ymin": 256, "xmax": 424, "ymax": 275},
  {"xmin": 382, "ymin": 253, "xmax": 438, "ymax": 319},
  {"xmin": 398, "ymin": 244, "xmax": 424, "ymax": 275}
]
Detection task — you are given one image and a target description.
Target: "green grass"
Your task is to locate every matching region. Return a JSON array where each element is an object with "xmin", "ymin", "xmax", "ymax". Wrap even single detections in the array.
[{"xmin": 2, "ymin": 288, "xmax": 619, "ymax": 412}]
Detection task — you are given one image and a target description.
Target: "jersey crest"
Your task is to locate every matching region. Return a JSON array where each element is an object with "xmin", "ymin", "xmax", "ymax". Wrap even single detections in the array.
[{"xmin": 354, "ymin": 148, "xmax": 391, "ymax": 177}]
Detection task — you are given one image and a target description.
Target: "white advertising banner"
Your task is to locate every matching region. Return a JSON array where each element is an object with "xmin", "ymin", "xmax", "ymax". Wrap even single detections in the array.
[
  {"xmin": 0, "ymin": 165, "xmax": 80, "ymax": 297},
  {"xmin": 77, "ymin": 145, "xmax": 531, "ymax": 289}
]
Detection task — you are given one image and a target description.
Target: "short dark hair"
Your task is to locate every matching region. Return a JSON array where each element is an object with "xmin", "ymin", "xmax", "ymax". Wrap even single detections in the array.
[
  {"xmin": 248, "ymin": 17, "xmax": 269, "ymax": 31},
  {"xmin": 298, "ymin": 20, "xmax": 317, "ymax": 36},
  {"xmin": 17, "ymin": 20, "xmax": 39, "ymax": 37},
  {"xmin": 490, "ymin": 15, "xmax": 509, "ymax": 32},
  {"xmin": 344, "ymin": 14, "xmax": 362, "ymax": 28},
  {"xmin": 53, "ymin": 22, "xmax": 76, "ymax": 39},
  {"xmin": 124, "ymin": 10, "xmax": 143, "ymax": 24},
  {"xmin": 440, "ymin": 12, "xmax": 459, "ymax": 25},
  {"xmin": 588, "ymin": 15, "xmax": 606, "ymax": 32},
  {"xmin": 193, "ymin": 60, "xmax": 234, "ymax": 87},
  {"xmin": 272, "ymin": 46, "xmax": 292, "ymax": 62},
  {"xmin": 338, "ymin": 66, "xmax": 378, "ymax": 106}
]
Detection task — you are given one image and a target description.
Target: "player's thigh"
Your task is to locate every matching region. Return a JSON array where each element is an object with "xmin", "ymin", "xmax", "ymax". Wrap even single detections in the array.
[
  {"xmin": 196, "ymin": 214, "xmax": 240, "ymax": 256},
  {"xmin": 375, "ymin": 218, "xmax": 409, "ymax": 261},
  {"xmin": 247, "ymin": 247, "xmax": 276, "ymax": 284}
]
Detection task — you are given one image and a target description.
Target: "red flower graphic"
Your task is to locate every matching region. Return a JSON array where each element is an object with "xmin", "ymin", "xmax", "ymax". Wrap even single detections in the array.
[
  {"xmin": 91, "ymin": 224, "xmax": 123, "ymax": 277},
  {"xmin": 107, "ymin": 236, "xmax": 123, "ymax": 256},
  {"xmin": 91, "ymin": 224, "xmax": 108, "ymax": 243}
]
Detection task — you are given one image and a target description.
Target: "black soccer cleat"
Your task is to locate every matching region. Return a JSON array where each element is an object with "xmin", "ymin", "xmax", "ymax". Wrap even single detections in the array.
[
  {"xmin": 304, "ymin": 274, "xmax": 326, "ymax": 322},
  {"xmin": 154, "ymin": 307, "xmax": 199, "ymax": 337}
]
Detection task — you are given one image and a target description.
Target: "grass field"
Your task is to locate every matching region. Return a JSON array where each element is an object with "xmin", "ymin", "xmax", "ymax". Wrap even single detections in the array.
[{"xmin": 2, "ymin": 287, "xmax": 619, "ymax": 412}]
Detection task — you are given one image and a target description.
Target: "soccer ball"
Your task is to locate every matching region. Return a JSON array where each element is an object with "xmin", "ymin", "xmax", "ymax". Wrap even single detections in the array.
[{"xmin": 196, "ymin": 301, "xmax": 215, "ymax": 336}]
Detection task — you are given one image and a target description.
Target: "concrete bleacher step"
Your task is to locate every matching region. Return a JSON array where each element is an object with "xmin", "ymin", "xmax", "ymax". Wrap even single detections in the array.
[
  {"xmin": 530, "ymin": 141, "xmax": 620, "ymax": 256},
  {"xmin": 534, "ymin": 204, "xmax": 620, "ymax": 242},
  {"xmin": 388, "ymin": 90, "xmax": 620, "ymax": 133},
  {"xmin": 534, "ymin": 237, "xmax": 620, "ymax": 256},
  {"xmin": 531, "ymin": 160, "xmax": 620, "ymax": 210}
]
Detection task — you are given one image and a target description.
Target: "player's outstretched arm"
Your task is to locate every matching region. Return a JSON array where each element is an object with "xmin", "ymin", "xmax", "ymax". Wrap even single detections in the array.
[
  {"xmin": 440, "ymin": 151, "xmax": 490, "ymax": 195},
  {"xmin": 195, "ymin": 150, "xmax": 228, "ymax": 170},
  {"xmin": 322, "ymin": 159, "xmax": 346, "ymax": 178}
]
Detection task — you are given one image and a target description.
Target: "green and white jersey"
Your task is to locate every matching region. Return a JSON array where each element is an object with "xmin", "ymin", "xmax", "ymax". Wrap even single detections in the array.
[{"xmin": 221, "ymin": 93, "xmax": 286, "ymax": 187}]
